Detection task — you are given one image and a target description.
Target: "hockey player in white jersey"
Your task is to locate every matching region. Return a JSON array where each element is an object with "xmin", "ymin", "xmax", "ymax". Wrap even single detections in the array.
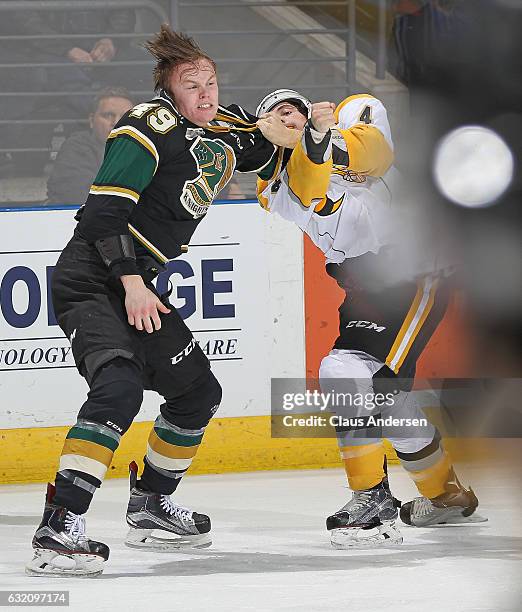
[{"xmin": 256, "ymin": 89, "xmax": 486, "ymax": 548}]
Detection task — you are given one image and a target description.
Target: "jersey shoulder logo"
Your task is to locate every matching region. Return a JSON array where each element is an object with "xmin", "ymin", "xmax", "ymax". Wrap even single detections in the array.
[{"xmin": 181, "ymin": 138, "xmax": 236, "ymax": 218}]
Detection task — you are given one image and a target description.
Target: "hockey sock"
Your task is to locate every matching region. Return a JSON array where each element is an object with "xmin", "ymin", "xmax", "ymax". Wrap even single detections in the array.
[
  {"xmin": 53, "ymin": 470, "xmax": 101, "ymax": 515},
  {"xmin": 340, "ymin": 441, "xmax": 386, "ymax": 490},
  {"xmin": 138, "ymin": 415, "xmax": 204, "ymax": 495},
  {"xmin": 395, "ymin": 435, "xmax": 453, "ymax": 499},
  {"xmin": 53, "ymin": 419, "xmax": 122, "ymax": 513}
]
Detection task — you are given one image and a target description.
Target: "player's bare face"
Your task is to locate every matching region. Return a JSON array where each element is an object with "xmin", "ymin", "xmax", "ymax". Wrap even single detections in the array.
[
  {"xmin": 90, "ymin": 96, "xmax": 133, "ymax": 143},
  {"xmin": 169, "ymin": 59, "xmax": 218, "ymax": 127},
  {"xmin": 271, "ymin": 102, "xmax": 307, "ymax": 130}
]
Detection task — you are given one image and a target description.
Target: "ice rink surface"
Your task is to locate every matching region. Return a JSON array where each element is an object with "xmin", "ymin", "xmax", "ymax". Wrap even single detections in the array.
[{"xmin": 1, "ymin": 461, "xmax": 521, "ymax": 612}]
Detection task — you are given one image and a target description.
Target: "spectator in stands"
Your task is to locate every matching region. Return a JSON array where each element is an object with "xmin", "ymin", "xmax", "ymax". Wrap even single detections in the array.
[
  {"xmin": 11, "ymin": 2, "xmax": 139, "ymax": 115},
  {"xmin": 1, "ymin": 3, "xmax": 144, "ymax": 179},
  {"xmin": 218, "ymin": 178, "xmax": 245, "ymax": 199},
  {"xmin": 392, "ymin": 0, "xmax": 466, "ymax": 96},
  {"xmin": 46, "ymin": 88, "xmax": 134, "ymax": 205}
]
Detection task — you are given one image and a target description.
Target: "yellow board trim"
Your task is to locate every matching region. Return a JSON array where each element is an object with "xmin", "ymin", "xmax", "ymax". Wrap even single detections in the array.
[
  {"xmin": 0, "ymin": 416, "xmax": 399, "ymax": 485},
  {"xmin": 0, "ymin": 416, "xmax": 493, "ymax": 486}
]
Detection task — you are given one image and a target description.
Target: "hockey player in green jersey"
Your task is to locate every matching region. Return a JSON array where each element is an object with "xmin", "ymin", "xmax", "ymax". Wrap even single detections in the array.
[{"xmin": 26, "ymin": 26, "xmax": 279, "ymax": 578}]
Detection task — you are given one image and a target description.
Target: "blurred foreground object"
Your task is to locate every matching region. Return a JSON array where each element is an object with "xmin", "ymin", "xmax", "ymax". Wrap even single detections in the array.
[{"xmin": 433, "ymin": 126, "xmax": 514, "ymax": 208}]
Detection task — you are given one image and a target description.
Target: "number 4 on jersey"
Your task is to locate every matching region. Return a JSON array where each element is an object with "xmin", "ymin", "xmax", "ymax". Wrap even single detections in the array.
[{"xmin": 358, "ymin": 105, "xmax": 372, "ymax": 124}]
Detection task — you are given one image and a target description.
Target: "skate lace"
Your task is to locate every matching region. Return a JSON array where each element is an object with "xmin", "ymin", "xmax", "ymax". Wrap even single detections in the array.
[
  {"xmin": 413, "ymin": 497, "xmax": 434, "ymax": 518},
  {"xmin": 64, "ymin": 512, "xmax": 88, "ymax": 543},
  {"xmin": 160, "ymin": 496, "xmax": 192, "ymax": 523},
  {"xmin": 341, "ymin": 489, "xmax": 372, "ymax": 513}
]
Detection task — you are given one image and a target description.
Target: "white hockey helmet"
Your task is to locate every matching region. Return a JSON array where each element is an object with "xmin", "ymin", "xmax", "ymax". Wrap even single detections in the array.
[{"xmin": 256, "ymin": 89, "xmax": 312, "ymax": 118}]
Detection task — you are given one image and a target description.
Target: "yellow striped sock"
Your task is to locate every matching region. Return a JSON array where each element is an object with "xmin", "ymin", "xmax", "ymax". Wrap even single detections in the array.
[
  {"xmin": 58, "ymin": 421, "xmax": 119, "ymax": 481},
  {"xmin": 145, "ymin": 417, "xmax": 203, "ymax": 475},
  {"xmin": 408, "ymin": 452, "xmax": 453, "ymax": 499},
  {"xmin": 340, "ymin": 442, "xmax": 386, "ymax": 490}
]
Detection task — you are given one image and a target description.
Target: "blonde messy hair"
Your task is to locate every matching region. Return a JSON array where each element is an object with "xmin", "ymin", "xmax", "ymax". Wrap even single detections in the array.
[{"xmin": 144, "ymin": 24, "xmax": 216, "ymax": 93}]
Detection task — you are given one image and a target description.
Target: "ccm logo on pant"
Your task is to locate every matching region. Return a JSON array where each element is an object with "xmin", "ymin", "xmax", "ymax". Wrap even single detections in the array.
[
  {"xmin": 171, "ymin": 338, "xmax": 196, "ymax": 364},
  {"xmin": 346, "ymin": 320, "xmax": 386, "ymax": 332}
]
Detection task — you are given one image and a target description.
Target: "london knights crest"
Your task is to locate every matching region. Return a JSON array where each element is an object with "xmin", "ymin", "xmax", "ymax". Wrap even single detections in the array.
[{"xmin": 181, "ymin": 138, "xmax": 236, "ymax": 218}]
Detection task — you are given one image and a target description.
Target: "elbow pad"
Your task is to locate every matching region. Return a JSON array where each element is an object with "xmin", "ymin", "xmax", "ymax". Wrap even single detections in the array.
[
  {"xmin": 303, "ymin": 122, "xmax": 332, "ymax": 164},
  {"xmin": 94, "ymin": 235, "xmax": 139, "ymax": 278}
]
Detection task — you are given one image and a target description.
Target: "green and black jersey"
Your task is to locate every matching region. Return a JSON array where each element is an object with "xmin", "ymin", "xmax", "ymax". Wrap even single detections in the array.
[{"xmin": 76, "ymin": 90, "xmax": 278, "ymax": 275}]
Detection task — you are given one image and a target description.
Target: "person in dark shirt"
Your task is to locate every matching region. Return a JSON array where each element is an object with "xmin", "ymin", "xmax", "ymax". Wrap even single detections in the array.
[
  {"xmin": 46, "ymin": 88, "xmax": 134, "ymax": 205},
  {"xmin": 0, "ymin": 3, "xmax": 140, "ymax": 176},
  {"xmin": 26, "ymin": 26, "xmax": 278, "ymax": 578},
  {"xmin": 0, "ymin": 0, "xmax": 138, "ymax": 117},
  {"xmin": 18, "ymin": 3, "xmax": 138, "ymax": 115},
  {"xmin": 392, "ymin": 0, "xmax": 466, "ymax": 101}
]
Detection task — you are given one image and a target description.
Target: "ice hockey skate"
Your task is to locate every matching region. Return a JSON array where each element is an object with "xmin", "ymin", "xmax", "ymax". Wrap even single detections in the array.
[
  {"xmin": 125, "ymin": 462, "xmax": 212, "ymax": 550},
  {"xmin": 400, "ymin": 468, "xmax": 487, "ymax": 527},
  {"xmin": 326, "ymin": 475, "xmax": 403, "ymax": 548},
  {"xmin": 26, "ymin": 483, "xmax": 109, "ymax": 577}
]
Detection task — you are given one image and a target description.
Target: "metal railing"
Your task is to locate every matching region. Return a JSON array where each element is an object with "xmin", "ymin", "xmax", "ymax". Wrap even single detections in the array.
[
  {"xmin": 0, "ymin": 1, "xmax": 167, "ymax": 21},
  {"xmin": 0, "ymin": 0, "xmax": 390, "ymax": 164},
  {"xmin": 351, "ymin": 0, "xmax": 389, "ymax": 79},
  {"xmin": 170, "ymin": 0, "xmax": 389, "ymax": 86},
  {"xmin": 0, "ymin": 0, "xmax": 167, "ymax": 154},
  {"xmin": 170, "ymin": 0, "xmax": 358, "ymax": 97}
]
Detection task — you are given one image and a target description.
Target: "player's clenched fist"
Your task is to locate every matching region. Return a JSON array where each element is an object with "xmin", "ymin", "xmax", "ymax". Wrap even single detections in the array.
[{"xmin": 310, "ymin": 102, "xmax": 336, "ymax": 133}]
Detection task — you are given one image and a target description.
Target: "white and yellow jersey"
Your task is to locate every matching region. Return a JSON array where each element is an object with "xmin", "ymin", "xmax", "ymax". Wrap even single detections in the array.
[{"xmin": 257, "ymin": 94, "xmax": 399, "ymax": 264}]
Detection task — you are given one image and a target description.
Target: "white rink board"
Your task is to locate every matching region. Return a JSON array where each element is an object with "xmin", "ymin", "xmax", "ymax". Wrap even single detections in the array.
[{"xmin": 0, "ymin": 204, "xmax": 305, "ymax": 428}]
